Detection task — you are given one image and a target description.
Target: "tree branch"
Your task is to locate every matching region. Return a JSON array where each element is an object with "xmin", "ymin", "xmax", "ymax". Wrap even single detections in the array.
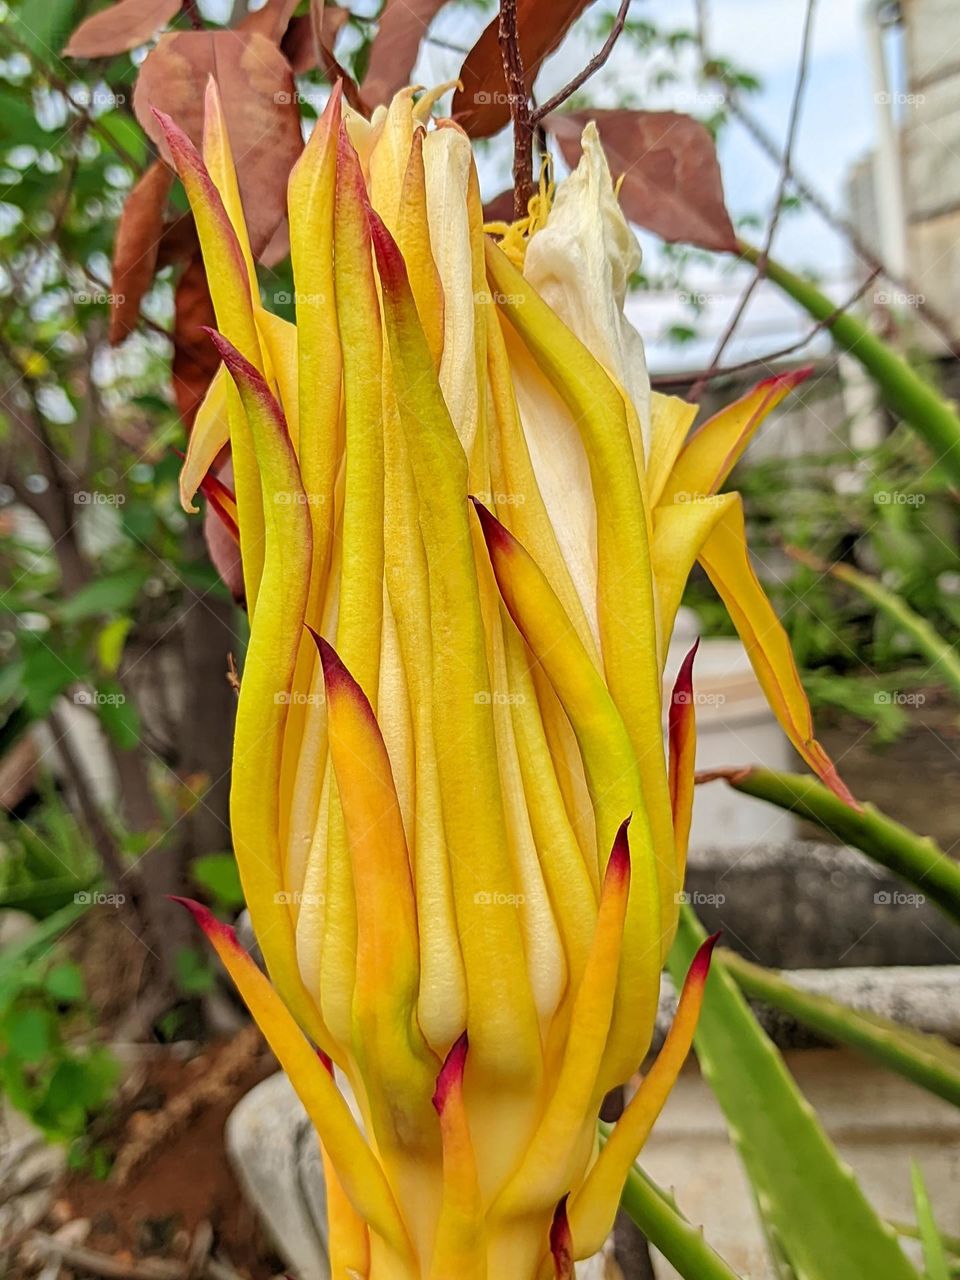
[
  {"xmin": 530, "ymin": 0, "xmax": 632, "ymax": 124},
  {"xmin": 690, "ymin": 0, "xmax": 817, "ymax": 400},
  {"xmin": 498, "ymin": 0, "xmax": 535, "ymax": 217}
]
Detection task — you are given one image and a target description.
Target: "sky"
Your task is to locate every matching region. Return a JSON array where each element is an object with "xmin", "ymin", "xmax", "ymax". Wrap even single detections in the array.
[
  {"xmin": 416, "ymin": 0, "xmax": 887, "ymax": 370},
  {"xmin": 227, "ymin": 0, "xmax": 890, "ymax": 371}
]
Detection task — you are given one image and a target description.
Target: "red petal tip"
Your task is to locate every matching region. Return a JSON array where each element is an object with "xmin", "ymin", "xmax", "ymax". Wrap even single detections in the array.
[
  {"xmin": 167, "ymin": 895, "xmax": 241, "ymax": 952},
  {"xmin": 757, "ymin": 364, "xmax": 814, "ymax": 393},
  {"xmin": 606, "ymin": 816, "xmax": 632, "ymax": 887},
  {"xmin": 549, "ymin": 1194, "xmax": 574, "ymax": 1279},
  {"xmin": 688, "ymin": 931, "xmax": 721, "ymax": 986},
  {"xmin": 432, "ymin": 1032, "xmax": 469, "ymax": 1115},
  {"xmin": 468, "ymin": 495, "xmax": 514, "ymax": 555}
]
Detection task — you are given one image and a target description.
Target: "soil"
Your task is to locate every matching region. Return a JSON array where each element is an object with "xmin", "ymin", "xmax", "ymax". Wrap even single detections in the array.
[
  {"xmin": 24, "ymin": 1037, "xmax": 284, "ymax": 1280},
  {"xmin": 811, "ymin": 693, "xmax": 960, "ymax": 853}
]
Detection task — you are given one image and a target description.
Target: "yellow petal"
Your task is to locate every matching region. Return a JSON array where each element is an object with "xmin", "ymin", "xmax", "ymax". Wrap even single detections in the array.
[
  {"xmin": 173, "ymin": 899, "xmax": 411, "ymax": 1262},
  {"xmin": 494, "ymin": 823, "xmax": 631, "ymax": 1218},
  {"xmin": 179, "ymin": 363, "xmax": 228, "ymax": 514},
  {"xmin": 429, "ymin": 1036, "xmax": 484, "ymax": 1280},
  {"xmin": 660, "ymin": 368, "xmax": 812, "ymax": 506},
  {"xmin": 699, "ymin": 498, "xmax": 854, "ymax": 804},
  {"xmin": 567, "ymin": 933, "xmax": 718, "ymax": 1257},
  {"xmin": 485, "ymin": 242, "xmax": 674, "ymax": 943},
  {"xmin": 470, "ymin": 499, "xmax": 661, "ymax": 1085},
  {"xmin": 369, "ymin": 206, "xmax": 541, "ymax": 1089},
  {"xmin": 206, "ymin": 330, "xmax": 326, "ymax": 1049}
]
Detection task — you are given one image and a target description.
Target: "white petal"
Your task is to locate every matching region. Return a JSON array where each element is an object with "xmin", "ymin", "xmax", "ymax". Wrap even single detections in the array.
[{"xmin": 524, "ymin": 121, "xmax": 651, "ymax": 445}]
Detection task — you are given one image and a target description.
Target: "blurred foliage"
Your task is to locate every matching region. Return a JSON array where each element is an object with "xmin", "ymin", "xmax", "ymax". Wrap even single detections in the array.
[
  {"xmin": 685, "ymin": 422, "xmax": 960, "ymax": 738},
  {"xmin": 0, "ymin": 938, "xmax": 118, "ymax": 1156}
]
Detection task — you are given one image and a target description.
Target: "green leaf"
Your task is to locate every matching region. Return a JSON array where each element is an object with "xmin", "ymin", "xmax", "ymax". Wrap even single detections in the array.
[
  {"xmin": 58, "ymin": 568, "xmax": 146, "ymax": 623},
  {"xmin": 93, "ymin": 681, "xmax": 141, "ymax": 750},
  {"xmin": 721, "ymin": 950, "xmax": 960, "ymax": 1110},
  {"xmin": 669, "ymin": 907, "xmax": 921, "ymax": 1280},
  {"xmin": 44, "ymin": 963, "xmax": 86, "ymax": 1005},
  {"xmin": 190, "ymin": 853, "xmax": 245, "ymax": 911},
  {"xmin": 174, "ymin": 946, "xmax": 215, "ymax": 996},
  {"xmin": 96, "ymin": 616, "xmax": 132, "ymax": 674},
  {"xmin": 21, "ymin": 642, "xmax": 82, "ymax": 719},
  {"xmin": 5, "ymin": 1006, "xmax": 54, "ymax": 1063},
  {"xmin": 912, "ymin": 1163, "xmax": 950, "ymax": 1280}
]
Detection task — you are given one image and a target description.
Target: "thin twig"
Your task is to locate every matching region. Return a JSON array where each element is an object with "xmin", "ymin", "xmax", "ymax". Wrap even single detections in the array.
[
  {"xmin": 498, "ymin": 0, "xmax": 535, "ymax": 217},
  {"xmin": 723, "ymin": 92, "xmax": 959, "ymax": 353},
  {"xmin": 530, "ymin": 0, "xmax": 632, "ymax": 123},
  {"xmin": 181, "ymin": 0, "xmax": 204, "ymax": 30},
  {"xmin": 690, "ymin": 0, "xmax": 817, "ymax": 400},
  {"xmin": 651, "ymin": 267, "xmax": 880, "ymax": 390}
]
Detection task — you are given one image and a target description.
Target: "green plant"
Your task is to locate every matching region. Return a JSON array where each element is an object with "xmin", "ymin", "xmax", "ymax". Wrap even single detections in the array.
[{"xmin": 0, "ymin": 943, "xmax": 118, "ymax": 1155}]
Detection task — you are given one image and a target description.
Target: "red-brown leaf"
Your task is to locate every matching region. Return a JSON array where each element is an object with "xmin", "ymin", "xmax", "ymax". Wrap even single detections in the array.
[
  {"xmin": 172, "ymin": 254, "xmax": 219, "ymax": 427},
  {"xmin": 239, "ymin": 0, "xmax": 300, "ymax": 40},
  {"xmin": 360, "ymin": 0, "xmax": 449, "ymax": 111},
  {"xmin": 451, "ymin": 0, "xmax": 593, "ymax": 137},
  {"xmin": 547, "ymin": 109, "xmax": 737, "ymax": 252},
  {"xmin": 109, "ymin": 160, "xmax": 173, "ymax": 345},
  {"xmin": 64, "ymin": 0, "xmax": 182, "ymax": 58},
  {"xmin": 282, "ymin": 5, "xmax": 350, "ymax": 75},
  {"xmin": 133, "ymin": 30, "xmax": 304, "ymax": 257}
]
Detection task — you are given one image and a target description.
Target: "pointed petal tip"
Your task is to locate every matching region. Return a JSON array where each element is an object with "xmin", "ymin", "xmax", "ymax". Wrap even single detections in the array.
[
  {"xmin": 432, "ymin": 1031, "xmax": 469, "ymax": 1115},
  {"xmin": 689, "ymin": 930, "xmax": 721, "ymax": 986},
  {"xmin": 167, "ymin": 895, "xmax": 241, "ymax": 951},
  {"xmin": 550, "ymin": 1193, "xmax": 574, "ymax": 1279},
  {"xmin": 757, "ymin": 364, "xmax": 814, "ymax": 393},
  {"xmin": 607, "ymin": 816, "xmax": 632, "ymax": 887},
  {"xmin": 468, "ymin": 494, "xmax": 514, "ymax": 555}
]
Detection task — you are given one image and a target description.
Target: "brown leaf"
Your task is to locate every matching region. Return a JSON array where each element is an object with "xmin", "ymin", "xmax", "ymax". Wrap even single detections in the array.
[
  {"xmin": 239, "ymin": 0, "xmax": 301, "ymax": 41},
  {"xmin": 482, "ymin": 187, "xmax": 516, "ymax": 223},
  {"xmin": 64, "ymin": 0, "xmax": 182, "ymax": 58},
  {"xmin": 172, "ymin": 254, "xmax": 218, "ymax": 426},
  {"xmin": 109, "ymin": 160, "xmax": 173, "ymax": 345},
  {"xmin": 360, "ymin": 0, "xmax": 448, "ymax": 111},
  {"xmin": 282, "ymin": 5, "xmax": 350, "ymax": 75},
  {"xmin": 451, "ymin": 0, "xmax": 592, "ymax": 137},
  {"xmin": 133, "ymin": 30, "xmax": 304, "ymax": 257},
  {"xmin": 547, "ymin": 109, "xmax": 738, "ymax": 253}
]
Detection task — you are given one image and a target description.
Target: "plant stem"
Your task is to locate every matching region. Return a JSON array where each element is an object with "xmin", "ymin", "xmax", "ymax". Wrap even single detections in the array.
[
  {"xmin": 740, "ymin": 241, "xmax": 960, "ymax": 485},
  {"xmin": 607, "ymin": 1146, "xmax": 744, "ymax": 1280},
  {"xmin": 498, "ymin": 0, "xmax": 534, "ymax": 216},
  {"xmin": 699, "ymin": 766, "xmax": 960, "ymax": 927}
]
